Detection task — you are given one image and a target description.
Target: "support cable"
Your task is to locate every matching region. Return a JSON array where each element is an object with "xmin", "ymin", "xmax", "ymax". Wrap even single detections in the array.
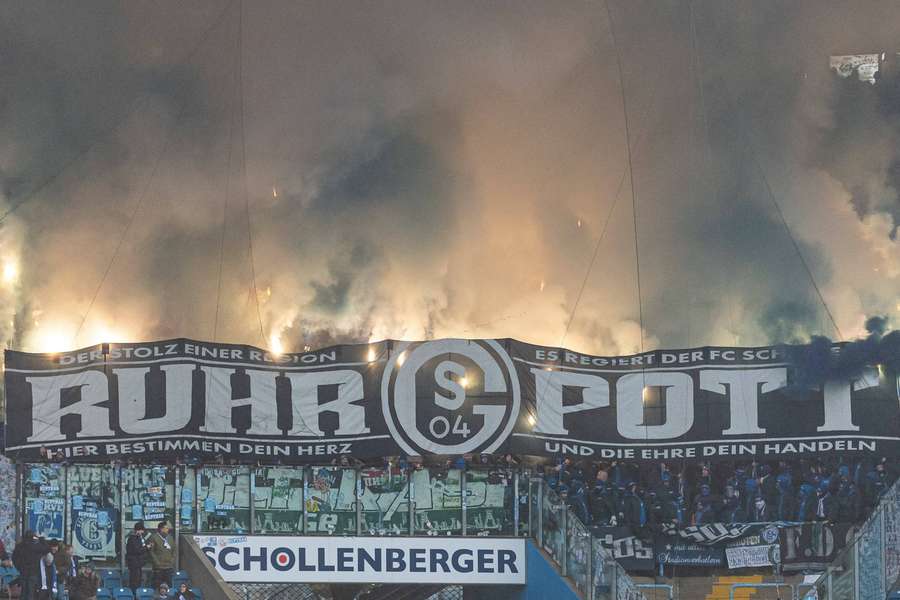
[
  {"xmin": 70, "ymin": 100, "xmax": 191, "ymax": 348},
  {"xmin": 533, "ymin": 0, "xmax": 655, "ymax": 413},
  {"xmin": 72, "ymin": 3, "xmax": 238, "ymax": 348},
  {"xmin": 238, "ymin": 0, "xmax": 267, "ymax": 346},
  {"xmin": 212, "ymin": 10, "xmax": 240, "ymax": 342},
  {"xmin": 604, "ymin": 0, "xmax": 652, "ymax": 449},
  {"xmin": 700, "ymin": 12, "xmax": 844, "ymax": 342},
  {"xmin": 719, "ymin": 86, "xmax": 845, "ymax": 341},
  {"xmin": 604, "ymin": 0, "xmax": 646, "ymax": 357},
  {"xmin": 744, "ymin": 128, "xmax": 845, "ymax": 341}
]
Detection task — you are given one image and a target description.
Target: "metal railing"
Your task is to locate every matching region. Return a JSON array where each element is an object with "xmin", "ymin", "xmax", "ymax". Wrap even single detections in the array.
[
  {"xmin": 807, "ymin": 478, "xmax": 900, "ymax": 600},
  {"xmin": 729, "ymin": 582, "xmax": 794, "ymax": 600},
  {"xmin": 636, "ymin": 584, "xmax": 674, "ymax": 599},
  {"xmin": 532, "ymin": 477, "xmax": 648, "ymax": 600}
]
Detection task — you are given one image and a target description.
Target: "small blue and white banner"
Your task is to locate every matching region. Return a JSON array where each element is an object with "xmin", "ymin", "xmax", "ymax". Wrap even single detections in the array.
[{"xmin": 195, "ymin": 535, "xmax": 527, "ymax": 584}]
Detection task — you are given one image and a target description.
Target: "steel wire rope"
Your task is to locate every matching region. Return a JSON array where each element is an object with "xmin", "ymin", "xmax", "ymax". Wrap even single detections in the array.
[
  {"xmin": 212, "ymin": 8, "xmax": 241, "ymax": 342},
  {"xmin": 719, "ymin": 85, "xmax": 844, "ymax": 342},
  {"xmin": 238, "ymin": 0, "xmax": 267, "ymax": 347},
  {"xmin": 602, "ymin": 0, "xmax": 653, "ymax": 457}
]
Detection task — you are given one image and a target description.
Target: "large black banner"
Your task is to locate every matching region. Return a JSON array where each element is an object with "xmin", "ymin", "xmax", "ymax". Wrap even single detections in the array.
[
  {"xmin": 4, "ymin": 338, "xmax": 899, "ymax": 462},
  {"xmin": 593, "ymin": 526, "xmax": 655, "ymax": 571},
  {"xmin": 779, "ymin": 522, "xmax": 854, "ymax": 570}
]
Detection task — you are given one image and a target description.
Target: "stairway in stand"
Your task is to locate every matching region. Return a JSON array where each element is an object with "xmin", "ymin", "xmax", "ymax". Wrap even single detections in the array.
[{"xmin": 704, "ymin": 575, "xmax": 765, "ymax": 600}]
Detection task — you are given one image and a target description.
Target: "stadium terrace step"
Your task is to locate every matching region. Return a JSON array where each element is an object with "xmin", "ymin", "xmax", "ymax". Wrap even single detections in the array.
[{"xmin": 704, "ymin": 575, "xmax": 764, "ymax": 600}]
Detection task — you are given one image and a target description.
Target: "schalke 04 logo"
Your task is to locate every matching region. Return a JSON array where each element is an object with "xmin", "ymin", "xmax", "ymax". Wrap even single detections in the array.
[
  {"xmin": 381, "ymin": 339, "xmax": 520, "ymax": 456},
  {"xmin": 73, "ymin": 510, "xmax": 114, "ymax": 553}
]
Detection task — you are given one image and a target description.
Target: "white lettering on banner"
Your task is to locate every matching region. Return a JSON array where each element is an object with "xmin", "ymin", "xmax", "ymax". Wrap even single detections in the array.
[
  {"xmin": 434, "ymin": 360, "xmax": 467, "ymax": 411},
  {"xmin": 194, "ymin": 536, "xmax": 526, "ymax": 585},
  {"xmin": 26, "ymin": 370, "xmax": 114, "ymax": 442},
  {"xmin": 532, "ymin": 369, "xmax": 609, "ymax": 435},
  {"xmin": 199, "ymin": 367, "xmax": 281, "ymax": 435},
  {"xmin": 818, "ymin": 369, "xmax": 877, "ymax": 432},
  {"xmin": 116, "ymin": 364, "xmax": 193, "ymax": 434},
  {"xmin": 699, "ymin": 368, "xmax": 787, "ymax": 435},
  {"xmin": 10, "ymin": 339, "xmax": 892, "ymax": 456},
  {"xmin": 616, "ymin": 372, "xmax": 694, "ymax": 439},
  {"xmin": 285, "ymin": 370, "xmax": 368, "ymax": 436}
]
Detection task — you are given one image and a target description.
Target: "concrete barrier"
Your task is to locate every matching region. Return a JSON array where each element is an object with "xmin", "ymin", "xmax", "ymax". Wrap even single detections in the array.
[{"xmin": 179, "ymin": 535, "xmax": 242, "ymax": 600}]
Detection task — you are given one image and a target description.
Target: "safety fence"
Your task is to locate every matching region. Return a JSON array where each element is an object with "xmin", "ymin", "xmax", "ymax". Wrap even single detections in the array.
[
  {"xmin": 231, "ymin": 582, "xmax": 463, "ymax": 600},
  {"xmin": 16, "ymin": 462, "xmax": 523, "ymax": 565},
  {"xmin": 529, "ymin": 477, "xmax": 648, "ymax": 600},
  {"xmin": 232, "ymin": 582, "xmax": 323, "ymax": 600},
  {"xmin": 803, "ymin": 478, "xmax": 900, "ymax": 599}
]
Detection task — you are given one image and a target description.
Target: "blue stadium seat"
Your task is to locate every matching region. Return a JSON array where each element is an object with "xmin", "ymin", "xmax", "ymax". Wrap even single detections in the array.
[
  {"xmin": 190, "ymin": 588, "xmax": 203, "ymax": 599},
  {"xmin": 101, "ymin": 570, "xmax": 122, "ymax": 590},
  {"xmin": 113, "ymin": 587, "xmax": 135, "ymax": 600},
  {"xmin": 96, "ymin": 588, "xmax": 114, "ymax": 600},
  {"xmin": 0, "ymin": 566, "xmax": 14, "ymax": 588},
  {"xmin": 171, "ymin": 570, "xmax": 189, "ymax": 590},
  {"xmin": 135, "ymin": 587, "xmax": 155, "ymax": 600}
]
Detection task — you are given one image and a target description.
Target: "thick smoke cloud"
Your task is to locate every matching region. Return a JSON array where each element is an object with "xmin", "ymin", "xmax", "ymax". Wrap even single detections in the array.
[{"xmin": 1, "ymin": 0, "xmax": 898, "ymax": 356}]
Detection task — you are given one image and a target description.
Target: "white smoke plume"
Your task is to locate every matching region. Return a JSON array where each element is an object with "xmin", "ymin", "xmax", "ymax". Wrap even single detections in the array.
[{"xmin": 1, "ymin": 0, "xmax": 898, "ymax": 356}]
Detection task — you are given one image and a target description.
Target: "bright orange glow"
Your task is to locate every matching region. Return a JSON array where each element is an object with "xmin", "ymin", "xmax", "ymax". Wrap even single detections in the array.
[
  {"xmin": 2, "ymin": 260, "xmax": 18, "ymax": 284},
  {"xmin": 35, "ymin": 330, "xmax": 70, "ymax": 353},
  {"xmin": 270, "ymin": 333, "xmax": 284, "ymax": 355}
]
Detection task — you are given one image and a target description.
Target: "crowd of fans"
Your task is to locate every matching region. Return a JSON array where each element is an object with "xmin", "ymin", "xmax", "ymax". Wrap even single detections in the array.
[
  {"xmin": 0, "ymin": 520, "xmax": 188, "ymax": 600},
  {"xmin": 544, "ymin": 456, "xmax": 898, "ymax": 532}
]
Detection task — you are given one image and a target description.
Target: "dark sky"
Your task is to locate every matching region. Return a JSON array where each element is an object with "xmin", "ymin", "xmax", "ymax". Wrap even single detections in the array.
[{"xmin": 1, "ymin": 0, "xmax": 899, "ymax": 354}]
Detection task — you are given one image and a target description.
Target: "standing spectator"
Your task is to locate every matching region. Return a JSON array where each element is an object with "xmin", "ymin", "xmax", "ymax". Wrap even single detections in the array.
[
  {"xmin": 126, "ymin": 521, "xmax": 149, "ymax": 590},
  {"xmin": 758, "ymin": 465, "xmax": 778, "ymax": 506},
  {"xmin": 743, "ymin": 477, "xmax": 760, "ymax": 516},
  {"xmin": 694, "ymin": 497, "xmax": 716, "ymax": 525},
  {"xmin": 590, "ymin": 476, "xmax": 616, "ymax": 526},
  {"xmin": 815, "ymin": 480, "xmax": 839, "ymax": 523},
  {"xmin": 865, "ymin": 462, "xmax": 889, "ymax": 508},
  {"xmin": 720, "ymin": 485, "xmax": 745, "ymax": 523},
  {"xmin": 750, "ymin": 495, "xmax": 771, "ymax": 522},
  {"xmin": 35, "ymin": 550, "xmax": 57, "ymax": 600},
  {"xmin": 774, "ymin": 474, "xmax": 795, "ymax": 521},
  {"xmin": 661, "ymin": 488, "xmax": 686, "ymax": 527},
  {"xmin": 148, "ymin": 520, "xmax": 175, "ymax": 588},
  {"xmin": 836, "ymin": 471, "xmax": 860, "ymax": 522},
  {"xmin": 12, "ymin": 530, "xmax": 50, "ymax": 600},
  {"xmin": 797, "ymin": 483, "xmax": 817, "ymax": 521},
  {"xmin": 54, "ymin": 544, "xmax": 79, "ymax": 594},
  {"xmin": 621, "ymin": 482, "xmax": 646, "ymax": 530},
  {"xmin": 67, "ymin": 564, "xmax": 100, "ymax": 600},
  {"xmin": 567, "ymin": 478, "xmax": 590, "ymax": 525}
]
